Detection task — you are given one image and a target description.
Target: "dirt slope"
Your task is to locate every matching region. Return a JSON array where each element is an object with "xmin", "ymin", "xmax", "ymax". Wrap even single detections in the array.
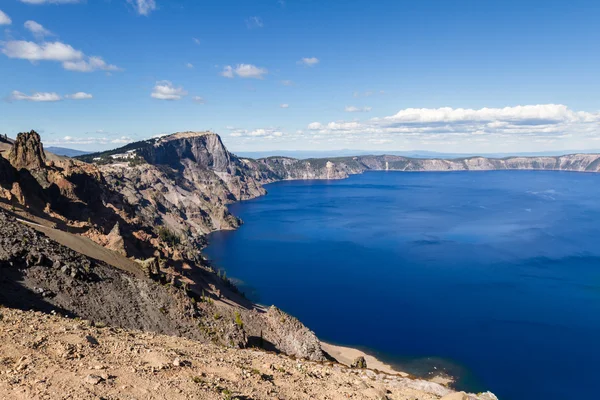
[{"xmin": 0, "ymin": 308, "xmax": 499, "ymax": 400}]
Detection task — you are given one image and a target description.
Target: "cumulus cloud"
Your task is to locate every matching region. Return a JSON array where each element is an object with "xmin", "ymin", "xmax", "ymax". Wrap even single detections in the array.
[
  {"xmin": 345, "ymin": 106, "xmax": 372, "ymax": 113},
  {"xmin": 65, "ymin": 92, "xmax": 92, "ymax": 100},
  {"xmin": 10, "ymin": 91, "xmax": 61, "ymax": 102},
  {"xmin": 0, "ymin": 10, "xmax": 11, "ymax": 25},
  {"xmin": 280, "ymin": 104, "xmax": 289, "ymax": 109},
  {"xmin": 221, "ymin": 64, "xmax": 268, "ymax": 79},
  {"xmin": 2, "ymin": 40, "xmax": 82, "ymax": 61},
  {"xmin": 220, "ymin": 66, "xmax": 234, "ymax": 78},
  {"xmin": 305, "ymin": 104, "xmax": 600, "ymax": 149},
  {"xmin": 24, "ymin": 20, "xmax": 53, "ymax": 38},
  {"xmin": 383, "ymin": 105, "xmax": 584, "ymax": 125},
  {"xmin": 229, "ymin": 128, "xmax": 284, "ymax": 139},
  {"xmin": 234, "ymin": 64, "xmax": 268, "ymax": 79},
  {"xmin": 280, "ymin": 80, "xmax": 294, "ymax": 86},
  {"xmin": 1, "ymin": 40, "xmax": 120, "ymax": 72},
  {"xmin": 298, "ymin": 57, "xmax": 319, "ymax": 67},
  {"xmin": 111, "ymin": 136, "xmax": 133, "ymax": 144},
  {"xmin": 127, "ymin": 0, "xmax": 156, "ymax": 16},
  {"xmin": 63, "ymin": 56, "xmax": 120, "ymax": 72},
  {"xmin": 193, "ymin": 96, "xmax": 205, "ymax": 104},
  {"xmin": 186, "ymin": 62, "xmax": 194, "ymax": 69},
  {"xmin": 246, "ymin": 16, "xmax": 263, "ymax": 29},
  {"xmin": 151, "ymin": 81, "xmax": 187, "ymax": 100}
]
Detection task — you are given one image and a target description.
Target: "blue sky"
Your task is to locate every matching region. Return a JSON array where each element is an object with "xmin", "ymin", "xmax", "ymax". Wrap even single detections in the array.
[{"xmin": 1, "ymin": 0, "xmax": 600, "ymax": 153}]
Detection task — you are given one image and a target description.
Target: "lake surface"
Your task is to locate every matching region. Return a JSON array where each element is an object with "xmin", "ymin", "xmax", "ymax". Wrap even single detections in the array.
[{"xmin": 205, "ymin": 171, "xmax": 600, "ymax": 400}]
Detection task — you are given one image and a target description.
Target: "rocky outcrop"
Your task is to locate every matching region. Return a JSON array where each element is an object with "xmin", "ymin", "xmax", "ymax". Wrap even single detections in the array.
[
  {"xmin": 8, "ymin": 130, "xmax": 46, "ymax": 171},
  {"xmin": 105, "ymin": 222, "xmax": 127, "ymax": 256},
  {"xmin": 261, "ymin": 306, "xmax": 326, "ymax": 361},
  {"xmin": 352, "ymin": 356, "xmax": 368, "ymax": 369},
  {"xmin": 135, "ymin": 257, "xmax": 161, "ymax": 278}
]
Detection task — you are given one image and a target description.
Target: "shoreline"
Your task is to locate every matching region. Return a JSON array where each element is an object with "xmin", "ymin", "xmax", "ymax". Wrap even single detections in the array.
[
  {"xmin": 320, "ymin": 342, "xmax": 454, "ymax": 386},
  {"xmin": 321, "ymin": 342, "xmax": 408, "ymax": 376}
]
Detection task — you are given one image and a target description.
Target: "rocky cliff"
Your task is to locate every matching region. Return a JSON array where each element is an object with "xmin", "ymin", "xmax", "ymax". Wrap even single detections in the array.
[{"xmin": 253, "ymin": 153, "xmax": 600, "ymax": 179}]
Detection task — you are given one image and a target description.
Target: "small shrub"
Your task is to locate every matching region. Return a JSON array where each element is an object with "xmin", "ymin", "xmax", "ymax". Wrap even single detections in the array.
[
  {"xmin": 234, "ymin": 311, "xmax": 243, "ymax": 328},
  {"xmin": 158, "ymin": 227, "xmax": 180, "ymax": 247}
]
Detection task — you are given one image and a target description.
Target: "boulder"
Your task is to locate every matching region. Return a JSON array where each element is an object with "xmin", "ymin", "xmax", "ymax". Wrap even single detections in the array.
[{"xmin": 351, "ymin": 356, "xmax": 367, "ymax": 369}]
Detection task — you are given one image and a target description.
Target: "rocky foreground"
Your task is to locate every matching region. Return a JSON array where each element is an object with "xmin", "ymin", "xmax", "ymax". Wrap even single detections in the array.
[{"xmin": 0, "ymin": 308, "xmax": 496, "ymax": 400}]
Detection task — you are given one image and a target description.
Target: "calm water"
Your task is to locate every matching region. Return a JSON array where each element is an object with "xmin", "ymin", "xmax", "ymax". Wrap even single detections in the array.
[{"xmin": 205, "ymin": 171, "xmax": 600, "ymax": 400}]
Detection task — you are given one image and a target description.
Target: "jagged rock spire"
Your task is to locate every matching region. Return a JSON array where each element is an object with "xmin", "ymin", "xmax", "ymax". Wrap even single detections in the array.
[{"xmin": 8, "ymin": 130, "xmax": 47, "ymax": 170}]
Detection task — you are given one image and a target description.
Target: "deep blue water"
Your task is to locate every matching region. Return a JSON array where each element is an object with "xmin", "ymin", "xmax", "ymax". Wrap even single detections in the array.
[{"xmin": 205, "ymin": 171, "xmax": 600, "ymax": 400}]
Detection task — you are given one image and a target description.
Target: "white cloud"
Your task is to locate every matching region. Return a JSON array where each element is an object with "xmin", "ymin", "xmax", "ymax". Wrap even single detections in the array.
[
  {"xmin": 186, "ymin": 62, "xmax": 194, "ymax": 69},
  {"xmin": 127, "ymin": 0, "xmax": 156, "ymax": 16},
  {"xmin": 280, "ymin": 80, "xmax": 294, "ymax": 86},
  {"xmin": 246, "ymin": 16, "xmax": 263, "ymax": 29},
  {"xmin": 111, "ymin": 136, "xmax": 132, "ymax": 144},
  {"xmin": 10, "ymin": 91, "xmax": 61, "ymax": 102},
  {"xmin": 305, "ymin": 104, "xmax": 600, "ymax": 150},
  {"xmin": 298, "ymin": 57, "xmax": 319, "ymax": 67},
  {"xmin": 1, "ymin": 40, "xmax": 120, "ymax": 72},
  {"xmin": 24, "ymin": 20, "xmax": 53, "ymax": 38},
  {"xmin": 193, "ymin": 38, "xmax": 201, "ymax": 45},
  {"xmin": 151, "ymin": 81, "xmax": 187, "ymax": 100},
  {"xmin": 248, "ymin": 128, "xmax": 283, "ymax": 137},
  {"xmin": 383, "ymin": 105, "xmax": 583, "ymax": 124},
  {"xmin": 63, "ymin": 56, "xmax": 120, "ymax": 72},
  {"xmin": 221, "ymin": 64, "xmax": 268, "ymax": 79},
  {"xmin": 220, "ymin": 66, "xmax": 234, "ymax": 78},
  {"xmin": 19, "ymin": 0, "xmax": 81, "ymax": 4},
  {"xmin": 65, "ymin": 92, "xmax": 92, "ymax": 100},
  {"xmin": 229, "ymin": 128, "xmax": 284, "ymax": 139},
  {"xmin": 280, "ymin": 104, "xmax": 289, "ymax": 109},
  {"xmin": 2, "ymin": 40, "xmax": 82, "ymax": 61},
  {"xmin": 345, "ymin": 106, "xmax": 372, "ymax": 113},
  {"xmin": 193, "ymin": 96, "xmax": 205, "ymax": 104},
  {"xmin": 0, "ymin": 10, "xmax": 11, "ymax": 25},
  {"xmin": 234, "ymin": 64, "xmax": 268, "ymax": 79}
]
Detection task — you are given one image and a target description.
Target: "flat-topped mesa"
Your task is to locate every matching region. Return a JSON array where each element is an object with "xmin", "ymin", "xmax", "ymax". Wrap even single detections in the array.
[
  {"xmin": 156, "ymin": 131, "xmax": 215, "ymax": 141},
  {"xmin": 8, "ymin": 130, "xmax": 47, "ymax": 171},
  {"xmin": 138, "ymin": 131, "xmax": 234, "ymax": 172}
]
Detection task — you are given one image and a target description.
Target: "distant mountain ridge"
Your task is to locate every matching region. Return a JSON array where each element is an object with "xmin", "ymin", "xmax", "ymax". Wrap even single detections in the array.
[{"xmin": 235, "ymin": 149, "xmax": 600, "ymax": 160}]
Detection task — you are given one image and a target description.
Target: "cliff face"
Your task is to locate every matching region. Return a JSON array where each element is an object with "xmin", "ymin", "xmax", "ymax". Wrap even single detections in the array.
[
  {"xmin": 92, "ymin": 132, "xmax": 269, "ymax": 261},
  {"xmin": 253, "ymin": 153, "xmax": 600, "ymax": 177},
  {"xmin": 136, "ymin": 132, "xmax": 266, "ymax": 201}
]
